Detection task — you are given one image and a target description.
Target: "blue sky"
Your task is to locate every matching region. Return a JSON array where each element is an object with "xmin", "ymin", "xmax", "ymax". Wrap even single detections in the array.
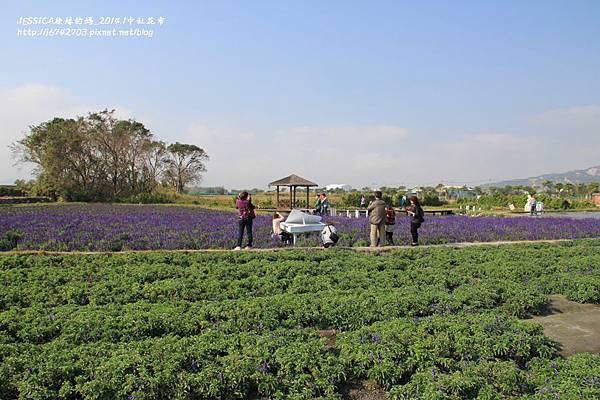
[{"xmin": 2, "ymin": 0, "xmax": 600, "ymax": 188}]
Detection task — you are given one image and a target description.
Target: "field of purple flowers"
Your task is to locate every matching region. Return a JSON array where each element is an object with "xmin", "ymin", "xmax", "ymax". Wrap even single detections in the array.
[{"xmin": 2, "ymin": 203, "xmax": 600, "ymax": 251}]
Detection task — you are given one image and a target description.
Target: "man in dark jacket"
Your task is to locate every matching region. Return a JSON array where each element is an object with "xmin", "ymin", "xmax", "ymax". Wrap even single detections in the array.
[{"xmin": 368, "ymin": 191, "xmax": 387, "ymax": 247}]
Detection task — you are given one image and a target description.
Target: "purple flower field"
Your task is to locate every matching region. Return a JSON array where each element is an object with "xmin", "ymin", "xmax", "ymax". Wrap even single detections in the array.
[{"xmin": 1, "ymin": 204, "xmax": 600, "ymax": 251}]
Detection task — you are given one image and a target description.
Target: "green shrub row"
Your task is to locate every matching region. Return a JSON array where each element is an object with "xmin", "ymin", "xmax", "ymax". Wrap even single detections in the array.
[{"xmin": 1, "ymin": 241, "xmax": 599, "ymax": 398}]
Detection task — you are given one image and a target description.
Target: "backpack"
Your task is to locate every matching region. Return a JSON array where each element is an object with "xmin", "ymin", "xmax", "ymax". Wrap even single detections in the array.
[
  {"xmin": 323, "ymin": 225, "xmax": 339, "ymax": 244},
  {"xmin": 410, "ymin": 206, "xmax": 424, "ymax": 223},
  {"xmin": 239, "ymin": 202, "xmax": 255, "ymax": 220}
]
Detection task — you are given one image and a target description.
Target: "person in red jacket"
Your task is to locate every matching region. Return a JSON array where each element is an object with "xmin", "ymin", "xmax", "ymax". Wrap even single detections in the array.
[{"xmin": 384, "ymin": 204, "xmax": 396, "ymax": 245}]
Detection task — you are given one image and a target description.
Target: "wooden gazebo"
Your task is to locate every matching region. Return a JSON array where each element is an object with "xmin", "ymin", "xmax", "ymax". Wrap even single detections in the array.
[{"xmin": 269, "ymin": 174, "xmax": 318, "ymax": 210}]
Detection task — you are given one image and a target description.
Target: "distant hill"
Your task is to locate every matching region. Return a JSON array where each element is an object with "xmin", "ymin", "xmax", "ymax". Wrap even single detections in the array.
[{"xmin": 486, "ymin": 165, "xmax": 600, "ymax": 187}]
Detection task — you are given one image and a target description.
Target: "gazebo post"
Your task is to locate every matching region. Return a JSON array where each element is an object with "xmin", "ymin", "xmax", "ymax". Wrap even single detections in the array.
[
  {"xmin": 276, "ymin": 186, "xmax": 280, "ymax": 209},
  {"xmin": 293, "ymin": 186, "xmax": 297, "ymax": 208},
  {"xmin": 306, "ymin": 186, "xmax": 309, "ymax": 210}
]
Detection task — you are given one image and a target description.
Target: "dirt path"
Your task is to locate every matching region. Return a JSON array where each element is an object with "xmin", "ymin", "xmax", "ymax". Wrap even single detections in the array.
[
  {"xmin": 527, "ymin": 295, "xmax": 600, "ymax": 357},
  {"xmin": 2, "ymin": 238, "xmax": 596, "ymax": 256}
]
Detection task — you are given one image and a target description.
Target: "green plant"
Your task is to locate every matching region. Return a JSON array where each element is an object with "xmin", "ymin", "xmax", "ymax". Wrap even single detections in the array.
[
  {"xmin": 119, "ymin": 192, "xmax": 175, "ymax": 204},
  {"xmin": 0, "ymin": 229, "xmax": 23, "ymax": 251},
  {"xmin": 1, "ymin": 241, "xmax": 599, "ymax": 398}
]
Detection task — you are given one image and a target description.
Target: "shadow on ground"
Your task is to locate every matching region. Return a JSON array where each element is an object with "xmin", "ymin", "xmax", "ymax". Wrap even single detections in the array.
[{"xmin": 339, "ymin": 380, "xmax": 389, "ymax": 400}]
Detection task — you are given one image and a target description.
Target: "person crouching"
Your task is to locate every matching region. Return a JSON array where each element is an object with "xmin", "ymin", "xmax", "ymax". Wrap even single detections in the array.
[{"xmin": 321, "ymin": 224, "xmax": 339, "ymax": 248}]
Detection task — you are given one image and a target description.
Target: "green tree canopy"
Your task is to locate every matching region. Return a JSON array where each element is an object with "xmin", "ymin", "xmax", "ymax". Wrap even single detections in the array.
[
  {"xmin": 11, "ymin": 110, "xmax": 206, "ymax": 201},
  {"xmin": 163, "ymin": 142, "xmax": 209, "ymax": 193}
]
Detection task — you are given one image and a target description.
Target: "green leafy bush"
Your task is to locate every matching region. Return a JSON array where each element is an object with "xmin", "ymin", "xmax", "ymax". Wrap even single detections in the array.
[
  {"xmin": 0, "ymin": 229, "xmax": 23, "ymax": 251},
  {"xmin": 1, "ymin": 241, "xmax": 599, "ymax": 398}
]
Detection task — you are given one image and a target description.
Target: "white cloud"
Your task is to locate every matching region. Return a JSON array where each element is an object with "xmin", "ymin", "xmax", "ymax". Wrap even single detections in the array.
[
  {"xmin": 523, "ymin": 104, "xmax": 600, "ymax": 177},
  {"xmin": 274, "ymin": 125, "xmax": 408, "ymax": 145},
  {"xmin": 188, "ymin": 124, "xmax": 411, "ymax": 189},
  {"xmin": 188, "ymin": 117, "xmax": 598, "ymax": 189},
  {"xmin": 3, "ymin": 88, "xmax": 598, "ymax": 189},
  {"xmin": 0, "ymin": 84, "xmax": 68, "ymax": 183},
  {"xmin": 0, "ymin": 83, "xmax": 134, "ymax": 184},
  {"xmin": 529, "ymin": 104, "xmax": 600, "ymax": 130}
]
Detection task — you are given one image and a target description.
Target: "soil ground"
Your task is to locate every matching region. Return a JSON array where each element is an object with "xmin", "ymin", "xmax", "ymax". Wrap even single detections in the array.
[
  {"xmin": 529, "ymin": 295, "xmax": 600, "ymax": 357},
  {"xmin": 339, "ymin": 380, "xmax": 389, "ymax": 400},
  {"xmin": 3, "ymin": 238, "xmax": 595, "ymax": 256}
]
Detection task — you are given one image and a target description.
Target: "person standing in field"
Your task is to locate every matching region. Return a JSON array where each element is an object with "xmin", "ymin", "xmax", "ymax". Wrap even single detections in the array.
[
  {"xmin": 384, "ymin": 204, "xmax": 396, "ymax": 245},
  {"xmin": 234, "ymin": 191, "xmax": 255, "ymax": 250},
  {"xmin": 400, "ymin": 194, "xmax": 408, "ymax": 209},
  {"xmin": 360, "ymin": 195, "xmax": 366, "ymax": 208},
  {"xmin": 314, "ymin": 193, "xmax": 322, "ymax": 215},
  {"xmin": 320, "ymin": 193, "xmax": 330, "ymax": 215},
  {"xmin": 407, "ymin": 195, "xmax": 424, "ymax": 246},
  {"xmin": 529, "ymin": 195, "xmax": 537, "ymax": 216},
  {"xmin": 368, "ymin": 191, "xmax": 387, "ymax": 247}
]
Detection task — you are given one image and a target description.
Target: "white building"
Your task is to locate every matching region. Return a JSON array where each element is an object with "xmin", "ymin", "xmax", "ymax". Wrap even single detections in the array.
[{"xmin": 325, "ymin": 184, "xmax": 352, "ymax": 191}]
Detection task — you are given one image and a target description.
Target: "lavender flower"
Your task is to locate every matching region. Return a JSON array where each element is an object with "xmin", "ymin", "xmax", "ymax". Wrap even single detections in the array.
[
  {"xmin": 258, "ymin": 362, "xmax": 269, "ymax": 374},
  {"xmin": 2, "ymin": 204, "xmax": 600, "ymax": 251}
]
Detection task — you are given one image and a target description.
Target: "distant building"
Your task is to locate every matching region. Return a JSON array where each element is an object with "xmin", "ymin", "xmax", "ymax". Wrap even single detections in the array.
[
  {"xmin": 593, "ymin": 193, "xmax": 600, "ymax": 207},
  {"xmin": 325, "ymin": 184, "xmax": 352, "ymax": 191},
  {"xmin": 439, "ymin": 186, "xmax": 478, "ymax": 201},
  {"xmin": 409, "ymin": 187, "xmax": 424, "ymax": 197}
]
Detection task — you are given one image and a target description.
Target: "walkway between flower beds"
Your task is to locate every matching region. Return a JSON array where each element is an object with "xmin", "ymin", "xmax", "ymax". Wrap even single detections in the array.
[
  {"xmin": 3, "ymin": 237, "xmax": 597, "ymax": 256},
  {"xmin": 528, "ymin": 295, "xmax": 600, "ymax": 357}
]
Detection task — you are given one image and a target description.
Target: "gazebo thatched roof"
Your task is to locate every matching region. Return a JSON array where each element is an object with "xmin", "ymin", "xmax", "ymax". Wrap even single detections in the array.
[{"xmin": 269, "ymin": 174, "xmax": 318, "ymax": 187}]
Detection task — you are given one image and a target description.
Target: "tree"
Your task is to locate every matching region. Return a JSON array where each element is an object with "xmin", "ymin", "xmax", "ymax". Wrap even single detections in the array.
[
  {"xmin": 564, "ymin": 183, "xmax": 575, "ymax": 197},
  {"xmin": 13, "ymin": 179, "xmax": 35, "ymax": 196},
  {"xmin": 88, "ymin": 110, "xmax": 157, "ymax": 197},
  {"xmin": 12, "ymin": 110, "xmax": 174, "ymax": 201},
  {"xmin": 163, "ymin": 142, "xmax": 209, "ymax": 193},
  {"xmin": 542, "ymin": 180, "xmax": 555, "ymax": 196},
  {"xmin": 575, "ymin": 183, "xmax": 588, "ymax": 199},
  {"xmin": 12, "ymin": 116, "xmax": 99, "ymax": 200},
  {"xmin": 139, "ymin": 140, "xmax": 166, "ymax": 193}
]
